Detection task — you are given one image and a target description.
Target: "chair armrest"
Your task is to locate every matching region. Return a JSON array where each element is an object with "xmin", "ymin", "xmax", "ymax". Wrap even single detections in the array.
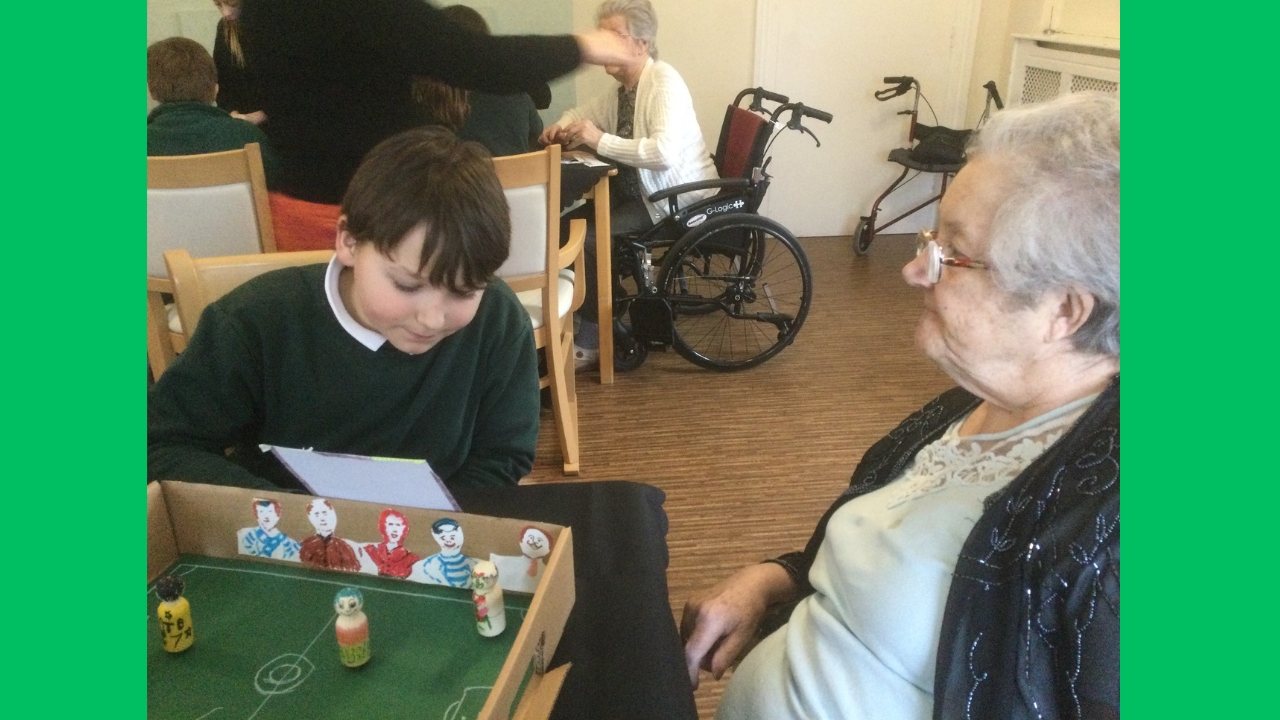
[
  {"xmin": 558, "ymin": 218, "xmax": 587, "ymax": 269},
  {"xmin": 647, "ymin": 177, "xmax": 750, "ymax": 204},
  {"xmin": 148, "ymin": 275, "xmax": 174, "ymax": 293}
]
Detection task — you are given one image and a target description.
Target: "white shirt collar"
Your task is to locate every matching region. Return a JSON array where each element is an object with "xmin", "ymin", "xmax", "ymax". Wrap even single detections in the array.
[{"xmin": 324, "ymin": 256, "xmax": 386, "ymax": 351}]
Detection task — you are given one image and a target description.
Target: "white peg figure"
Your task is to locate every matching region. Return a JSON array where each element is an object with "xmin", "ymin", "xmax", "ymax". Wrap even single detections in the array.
[{"xmin": 472, "ymin": 560, "xmax": 506, "ymax": 637}]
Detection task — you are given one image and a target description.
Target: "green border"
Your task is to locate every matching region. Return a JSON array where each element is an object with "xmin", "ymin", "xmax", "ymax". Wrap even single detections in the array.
[
  {"xmin": 6, "ymin": 0, "xmax": 1220, "ymax": 715},
  {"xmin": 6, "ymin": 2, "xmax": 137, "ymax": 714},
  {"xmin": 1125, "ymin": 4, "xmax": 1260, "ymax": 718}
]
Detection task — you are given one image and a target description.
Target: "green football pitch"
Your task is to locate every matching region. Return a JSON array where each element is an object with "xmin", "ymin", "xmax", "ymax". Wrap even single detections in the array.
[{"xmin": 147, "ymin": 555, "xmax": 532, "ymax": 720}]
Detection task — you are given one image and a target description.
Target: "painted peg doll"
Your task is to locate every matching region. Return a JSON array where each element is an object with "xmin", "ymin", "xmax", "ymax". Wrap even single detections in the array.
[
  {"xmin": 334, "ymin": 587, "xmax": 371, "ymax": 667},
  {"xmin": 155, "ymin": 575, "xmax": 194, "ymax": 653},
  {"xmin": 472, "ymin": 561, "xmax": 506, "ymax": 637}
]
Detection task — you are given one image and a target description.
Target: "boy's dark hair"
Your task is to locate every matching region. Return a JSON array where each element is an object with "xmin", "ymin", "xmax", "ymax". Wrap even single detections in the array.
[
  {"xmin": 147, "ymin": 37, "xmax": 217, "ymax": 104},
  {"xmin": 341, "ymin": 127, "xmax": 510, "ymax": 293},
  {"xmin": 441, "ymin": 4, "xmax": 491, "ymax": 35}
]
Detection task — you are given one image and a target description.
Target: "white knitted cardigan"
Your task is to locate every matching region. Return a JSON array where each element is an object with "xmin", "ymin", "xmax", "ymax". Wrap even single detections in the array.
[{"xmin": 555, "ymin": 58, "xmax": 719, "ymax": 222}]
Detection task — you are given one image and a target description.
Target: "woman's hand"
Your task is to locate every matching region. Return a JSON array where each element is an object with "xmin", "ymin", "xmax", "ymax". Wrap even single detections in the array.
[
  {"xmin": 575, "ymin": 28, "xmax": 644, "ymax": 66},
  {"xmin": 231, "ymin": 110, "xmax": 268, "ymax": 126},
  {"xmin": 562, "ymin": 120, "xmax": 604, "ymax": 151},
  {"xmin": 680, "ymin": 562, "xmax": 798, "ymax": 689},
  {"xmin": 538, "ymin": 124, "xmax": 566, "ymax": 147}
]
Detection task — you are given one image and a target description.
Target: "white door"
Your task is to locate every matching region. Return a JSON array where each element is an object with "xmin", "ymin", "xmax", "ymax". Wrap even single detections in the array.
[{"xmin": 752, "ymin": 0, "xmax": 982, "ymax": 238}]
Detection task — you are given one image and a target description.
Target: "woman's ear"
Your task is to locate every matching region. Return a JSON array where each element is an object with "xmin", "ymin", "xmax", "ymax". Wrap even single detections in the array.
[
  {"xmin": 1046, "ymin": 287, "xmax": 1096, "ymax": 344},
  {"xmin": 334, "ymin": 215, "xmax": 359, "ymax": 267}
]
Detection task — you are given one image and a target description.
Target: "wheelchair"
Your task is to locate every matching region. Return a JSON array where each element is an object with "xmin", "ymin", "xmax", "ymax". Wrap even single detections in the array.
[
  {"xmin": 608, "ymin": 87, "xmax": 834, "ymax": 372},
  {"xmin": 853, "ymin": 77, "xmax": 1003, "ymax": 255}
]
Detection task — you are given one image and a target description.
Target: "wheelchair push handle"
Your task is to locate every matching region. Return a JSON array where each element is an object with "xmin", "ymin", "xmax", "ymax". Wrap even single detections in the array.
[
  {"xmin": 767, "ymin": 102, "xmax": 835, "ymax": 148},
  {"xmin": 770, "ymin": 102, "xmax": 834, "ymax": 126},
  {"xmin": 734, "ymin": 87, "xmax": 791, "ymax": 113},
  {"xmin": 799, "ymin": 105, "xmax": 834, "ymax": 124}
]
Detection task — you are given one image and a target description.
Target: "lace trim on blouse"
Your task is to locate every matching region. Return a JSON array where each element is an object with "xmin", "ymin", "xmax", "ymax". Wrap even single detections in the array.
[{"xmin": 883, "ymin": 393, "xmax": 1098, "ymax": 509}]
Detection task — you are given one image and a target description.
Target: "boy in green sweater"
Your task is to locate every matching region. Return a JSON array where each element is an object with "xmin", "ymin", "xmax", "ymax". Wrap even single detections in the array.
[
  {"xmin": 148, "ymin": 127, "xmax": 540, "ymax": 490},
  {"xmin": 147, "ymin": 36, "xmax": 281, "ymax": 187}
]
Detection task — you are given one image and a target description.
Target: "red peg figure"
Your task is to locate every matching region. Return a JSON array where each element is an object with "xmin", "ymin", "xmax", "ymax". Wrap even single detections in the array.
[
  {"xmin": 472, "ymin": 560, "xmax": 506, "ymax": 637},
  {"xmin": 155, "ymin": 575, "xmax": 194, "ymax": 653},
  {"xmin": 334, "ymin": 587, "xmax": 371, "ymax": 667}
]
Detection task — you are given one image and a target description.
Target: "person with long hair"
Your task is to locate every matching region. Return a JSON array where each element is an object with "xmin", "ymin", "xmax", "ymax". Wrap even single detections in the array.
[{"xmin": 210, "ymin": 0, "xmax": 265, "ymax": 125}]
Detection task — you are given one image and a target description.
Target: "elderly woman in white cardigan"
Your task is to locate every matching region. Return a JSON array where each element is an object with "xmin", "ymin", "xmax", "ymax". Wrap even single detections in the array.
[{"xmin": 540, "ymin": 0, "xmax": 718, "ymax": 369}]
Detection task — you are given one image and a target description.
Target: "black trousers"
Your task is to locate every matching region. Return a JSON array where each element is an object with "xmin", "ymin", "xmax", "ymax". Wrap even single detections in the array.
[
  {"xmin": 452, "ymin": 481, "xmax": 698, "ymax": 720},
  {"xmin": 560, "ymin": 194, "xmax": 655, "ymax": 324}
]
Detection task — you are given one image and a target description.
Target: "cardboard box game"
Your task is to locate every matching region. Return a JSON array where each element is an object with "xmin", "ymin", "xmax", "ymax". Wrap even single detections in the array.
[{"xmin": 147, "ymin": 481, "xmax": 575, "ymax": 720}]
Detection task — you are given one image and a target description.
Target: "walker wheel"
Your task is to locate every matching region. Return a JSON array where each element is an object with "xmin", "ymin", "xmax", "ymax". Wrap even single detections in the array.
[{"xmin": 854, "ymin": 218, "xmax": 874, "ymax": 256}]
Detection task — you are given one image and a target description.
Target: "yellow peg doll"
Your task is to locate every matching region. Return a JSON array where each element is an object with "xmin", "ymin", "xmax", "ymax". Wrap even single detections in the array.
[{"xmin": 155, "ymin": 575, "xmax": 194, "ymax": 653}]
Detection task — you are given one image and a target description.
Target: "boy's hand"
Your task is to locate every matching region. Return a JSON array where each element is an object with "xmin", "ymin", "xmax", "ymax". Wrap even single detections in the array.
[
  {"xmin": 539, "ymin": 124, "xmax": 567, "ymax": 147},
  {"xmin": 231, "ymin": 110, "xmax": 268, "ymax": 126}
]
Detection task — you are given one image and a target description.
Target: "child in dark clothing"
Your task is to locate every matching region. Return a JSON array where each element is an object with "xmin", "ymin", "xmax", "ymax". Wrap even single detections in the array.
[
  {"xmin": 147, "ymin": 127, "xmax": 540, "ymax": 490},
  {"xmin": 146, "ymin": 36, "xmax": 281, "ymax": 186}
]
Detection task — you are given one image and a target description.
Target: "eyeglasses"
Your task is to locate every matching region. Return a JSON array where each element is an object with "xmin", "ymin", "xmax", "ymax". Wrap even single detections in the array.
[{"xmin": 915, "ymin": 230, "xmax": 989, "ymax": 284}]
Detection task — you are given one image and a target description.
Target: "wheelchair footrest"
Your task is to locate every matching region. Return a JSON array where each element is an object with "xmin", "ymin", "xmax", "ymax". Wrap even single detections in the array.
[{"xmin": 628, "ymin": 296, "xmax": 675, "ymax": 346}]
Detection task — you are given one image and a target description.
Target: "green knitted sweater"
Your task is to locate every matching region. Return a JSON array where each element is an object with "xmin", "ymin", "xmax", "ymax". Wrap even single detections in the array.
[{"xmin": 147, "ymin": 263, "xmax": 540, "ymax": 490}]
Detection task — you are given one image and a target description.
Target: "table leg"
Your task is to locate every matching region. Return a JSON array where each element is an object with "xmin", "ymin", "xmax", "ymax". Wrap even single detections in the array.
[{"xmin": 593, "ymin": 177, "xmax": 614, "ymax": 384}]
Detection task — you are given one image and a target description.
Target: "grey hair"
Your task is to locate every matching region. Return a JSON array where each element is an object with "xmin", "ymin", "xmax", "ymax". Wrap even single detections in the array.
[
  {"xmin": 969, "ymin": 91, "xmax": 1120, "ymax": 357},
  {"xmin": 596, "ymin": 0, "xmax": 659, "ymax": 59}
]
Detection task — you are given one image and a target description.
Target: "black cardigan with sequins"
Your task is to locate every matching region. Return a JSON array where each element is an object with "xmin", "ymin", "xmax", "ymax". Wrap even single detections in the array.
[{"xmin": 769, "ymin": 377, "xmax": 1119, "ymax": 720}]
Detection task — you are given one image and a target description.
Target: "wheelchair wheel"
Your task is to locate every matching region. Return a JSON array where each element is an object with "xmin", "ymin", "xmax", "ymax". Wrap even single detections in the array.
[
  {"xmin": 854, "ymin": 217, "xmax": 874, "ymax": 255},
  {"xmin": 657, "ymin": 214, "xmax": 812, "ymax": 371},
  {"xmin": 612, "ymin": 318, "xmax": 649, "ymax": 371}
]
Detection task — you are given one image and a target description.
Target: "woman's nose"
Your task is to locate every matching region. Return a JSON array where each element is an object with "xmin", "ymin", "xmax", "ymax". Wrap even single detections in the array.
[{"xmin": 902, "ymin": 250, "xmax": 932, "ymax": 288}]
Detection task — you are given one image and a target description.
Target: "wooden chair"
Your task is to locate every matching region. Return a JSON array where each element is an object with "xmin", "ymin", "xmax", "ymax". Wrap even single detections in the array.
[
  {"xmin": 164, "ymin": 249, "xmax": 335, "ymax": 341},
  {"xmin": 147, "ymin": 143, "xmax": 277, "ymax": 379},
  {"xmin": 493, "ymin": 145, "xmax": 588, "ymax": 475}
]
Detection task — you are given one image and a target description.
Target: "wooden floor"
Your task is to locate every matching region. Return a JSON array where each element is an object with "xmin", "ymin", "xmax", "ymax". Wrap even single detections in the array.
[{"xmin": 523, "ymin": 233, "xmax": 955, "ymax": 718}]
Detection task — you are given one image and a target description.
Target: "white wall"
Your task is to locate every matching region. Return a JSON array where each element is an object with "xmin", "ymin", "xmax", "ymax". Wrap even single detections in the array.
[
  {"xmin": 965, "ymin": 0, "xmax": 1120, "ymax": 126},
  {"xmin": 752, "ymin": 0, "xmax": 981, "ymax": 237}
]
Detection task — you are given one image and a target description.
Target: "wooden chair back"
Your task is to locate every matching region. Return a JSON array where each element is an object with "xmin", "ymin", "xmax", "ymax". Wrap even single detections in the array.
[
  {"xmin": 147, "ymin": 143, "xmax": 279, "ymax": 378},
  {"xmin": 148, "ymin": 142, "xmax": 277, "ymax": 278},
  {"xmin": 492, "ymin": 146, "xmax": 587, "ymax": 474},
  {"xmin": 164, "ymin": 249, "xmax": 334, "ymax": 341}
]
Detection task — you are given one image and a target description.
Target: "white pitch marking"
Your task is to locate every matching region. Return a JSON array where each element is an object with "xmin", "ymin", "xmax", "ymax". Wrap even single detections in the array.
[
  {"xmin": 193, "ymin": 707, "xmax": 223, "ymax": 720},
  {"xmin": 442, "ymin": 686, "xmax": 493, "ymax": 720},
  {"xmin": 245, "ymin": 614, "xmax": 336, "ymax": 720},
  {"xmin": 177, "ymin": 562, "xmax": 479, "ymax": 605}
]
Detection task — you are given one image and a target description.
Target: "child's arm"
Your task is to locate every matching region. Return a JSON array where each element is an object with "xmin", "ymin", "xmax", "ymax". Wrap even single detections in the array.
[{"xmin": 148, "ymin": 303, "xmax": 274, "ymax": 489}]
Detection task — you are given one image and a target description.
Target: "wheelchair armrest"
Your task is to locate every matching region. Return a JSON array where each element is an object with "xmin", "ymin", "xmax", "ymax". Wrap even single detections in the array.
[
  {"xmin": 647, "ymin": 177, "xmax": 750, "ymax": 204},
  {"xmin": 557, "ymin": 218, "xmax": 588, "ymax": 270}
]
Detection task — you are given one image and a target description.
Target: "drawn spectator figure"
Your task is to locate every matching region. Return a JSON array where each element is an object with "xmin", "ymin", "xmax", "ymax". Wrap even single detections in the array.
[
  {"xmin": 364, "ymin": 509, "xmax": 421, "ymax": 578},
  {"xmin": 518, "ymin": 526, "xmax": 553, "ymax": 578},
  {"xmin": 410, "ymin": 518, "xmax": 476, "ymax": 588},
  {"xmin": 299, "ymin": 498, "xmax": 361, "ymax": 571},
  {"xmin": 236, "ymin": 498, "xmax": 301, "ymax": 561}
]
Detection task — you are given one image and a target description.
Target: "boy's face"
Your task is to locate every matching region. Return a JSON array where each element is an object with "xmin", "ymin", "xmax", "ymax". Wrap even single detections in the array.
[{"xmin": 336, "ymin": 222, "xmax": 486, "ymax": 356}]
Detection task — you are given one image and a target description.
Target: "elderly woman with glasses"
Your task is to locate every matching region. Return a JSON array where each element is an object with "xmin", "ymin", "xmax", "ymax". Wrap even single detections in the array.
[{"xmin": 681, "ymin": 91, "xmax": 1120, "ymax": 720}]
